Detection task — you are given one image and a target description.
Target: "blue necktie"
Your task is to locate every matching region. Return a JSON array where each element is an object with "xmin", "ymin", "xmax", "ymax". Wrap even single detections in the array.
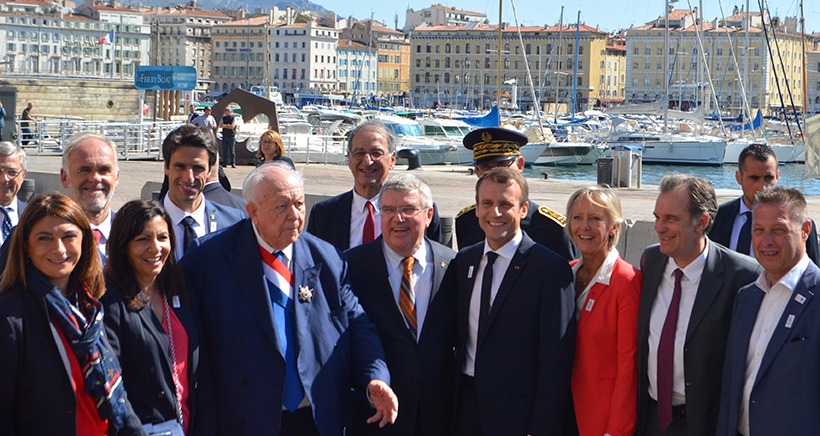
[
  {"xmin": 266, "ymin": 252, "xmax": 304, "ymax": 411},
  {"xmin": 1, "ymin": 207, "xmax": 12, "ymax": 241}
]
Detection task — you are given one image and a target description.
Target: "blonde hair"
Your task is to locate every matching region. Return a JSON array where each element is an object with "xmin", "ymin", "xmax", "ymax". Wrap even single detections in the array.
[
  {"xmin": 258, "ymin": 130, "xmax": 285, "ymax": 161},
  {"xmin": 565, "ymin": 186, "xmax": 624, "ymax": 249}
]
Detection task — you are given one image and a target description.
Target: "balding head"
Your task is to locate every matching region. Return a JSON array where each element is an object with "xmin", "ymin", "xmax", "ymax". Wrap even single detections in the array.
[{"xmin": 243, "ymin": 164, "xmax": 305, "ymax": 250}]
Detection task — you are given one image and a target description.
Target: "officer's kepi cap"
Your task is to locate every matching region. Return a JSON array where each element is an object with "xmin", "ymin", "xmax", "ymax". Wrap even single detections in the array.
[{"xmin": 463, "ymin": 127, "xmax": 528, "ymax": 165}]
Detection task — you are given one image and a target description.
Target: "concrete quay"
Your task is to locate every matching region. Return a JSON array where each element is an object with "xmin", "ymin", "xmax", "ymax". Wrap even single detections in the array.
[{"xmin": 23, "ymin": 156, "xmax": 820, "ymax": 265}]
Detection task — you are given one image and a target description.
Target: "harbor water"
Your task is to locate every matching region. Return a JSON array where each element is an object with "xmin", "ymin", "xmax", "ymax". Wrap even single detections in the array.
[{"xmin": 526, "ymin": 163, "xmax": 820, "ymax": 195}]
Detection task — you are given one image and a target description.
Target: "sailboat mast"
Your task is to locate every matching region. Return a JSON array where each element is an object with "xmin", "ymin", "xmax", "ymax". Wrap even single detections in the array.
[
  {"xmin": 800, "ymin": 0, "xmax": 807, "ymax": 126},
  {"xmin": 497, "ymin": 0, "xmax": 503, "ymax": 111},
  {"xmin": 663, "ymin": 0, "xmax": 670, "ymax": 133},
  {"xmin": 571, "ymin": 11, "xmax": 580, "ymax": 120},
  {"xmin": 554, "ymin": 7, "xmax": 564, "ymax": 123}
]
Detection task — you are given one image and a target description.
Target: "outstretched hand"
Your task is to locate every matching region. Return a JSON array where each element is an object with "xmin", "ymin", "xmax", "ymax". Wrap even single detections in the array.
[{"xmin": 366, "ymin": 380, "xmax": 398, "ymax": 427}]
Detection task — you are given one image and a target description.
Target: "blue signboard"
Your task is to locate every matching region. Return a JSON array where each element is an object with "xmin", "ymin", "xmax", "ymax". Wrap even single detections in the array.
[{"xmin": 134, "ymin": 66, "xmax": 197, "ymax": 90}]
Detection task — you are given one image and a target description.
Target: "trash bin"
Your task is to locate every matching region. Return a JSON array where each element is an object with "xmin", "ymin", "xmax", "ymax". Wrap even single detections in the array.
[
  {"xmin": 597, "ymin": 157, "xmax": 614, "ymax": 186},
  {"xmin": 609, "ymin": 145, "xmax": 642, "ymax": 188}
]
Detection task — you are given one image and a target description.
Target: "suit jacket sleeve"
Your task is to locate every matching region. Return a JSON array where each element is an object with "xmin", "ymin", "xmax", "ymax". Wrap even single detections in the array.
[
  {"xmin": 426, "ymin": 203, "xmax": 442, "ymax": 244},
  {"xmin": 0, "ymin": 293, "xmax": 22, "ymax": 435},
  {"xmin": 531, "ymin": 260, "xmax": 576, "ymax": 434}
]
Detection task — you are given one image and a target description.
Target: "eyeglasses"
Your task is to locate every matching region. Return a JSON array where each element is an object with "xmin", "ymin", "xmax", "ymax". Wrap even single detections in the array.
[
  {"xmin": 350, "ymin": 149, "xmax": 387, "ymax": 161},
  {"xmin": 381, "ymin": 206, "xmax": 425, "ymax": 218},
  {"xmin": 475, "ymin": 158, "xmax": 516, "ymax": 173},
  {"xmin": 0, "ymin": 168, "xmax": 23, "ymax": 179}
]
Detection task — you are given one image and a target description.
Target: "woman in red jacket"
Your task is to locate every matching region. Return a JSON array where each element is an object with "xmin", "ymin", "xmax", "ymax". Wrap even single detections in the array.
[{"xmin": 566, "ymin": 187, "xmax": 642, "ymax": 436}]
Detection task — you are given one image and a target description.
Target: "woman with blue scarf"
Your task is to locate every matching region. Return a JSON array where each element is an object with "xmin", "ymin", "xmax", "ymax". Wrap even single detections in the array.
[{"xmin": 0, "ymin": 193, "xmax": 144, "ymax": 435}]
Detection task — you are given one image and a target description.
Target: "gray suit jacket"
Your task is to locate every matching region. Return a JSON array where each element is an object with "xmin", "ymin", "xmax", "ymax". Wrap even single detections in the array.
[{"xmin": 636, "ymin": 240, "xmax": 761, "ymax": 436}]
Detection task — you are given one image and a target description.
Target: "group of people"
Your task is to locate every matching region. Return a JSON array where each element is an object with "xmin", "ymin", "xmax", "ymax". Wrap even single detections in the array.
[{"xmin": 0, "ymin": 116, "xmax": 817, "ymax": 436}]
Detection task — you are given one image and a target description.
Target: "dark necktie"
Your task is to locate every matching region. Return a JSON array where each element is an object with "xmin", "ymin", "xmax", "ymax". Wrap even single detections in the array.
[
  {"xmin": 181, "ymin": 216, "xmax": 197, "ymax": 253},
  {"xmin": 362, "ymin": 201, "xmax": 376, "ymax": 244},
  {"xmin": 657, "ymin": 268, "xmax": 684, "ymax": 434},
  {"xmin": 736, "ymin": 211, "xmax": 752, "ymax": 256},
  {"xmin": 1, "ymin": 207, "xmax": 12, "ymax": 241},
  {"xmin": 399, "ymin": 257, "xmax": 417, "ymax": 339},
  {"xmin": 478, "ymin": 252, "xmax": 499, "ymax": 340},
  {"xmin": 259, "ymin": 247, "xmax": 304, "ymax": 411}
]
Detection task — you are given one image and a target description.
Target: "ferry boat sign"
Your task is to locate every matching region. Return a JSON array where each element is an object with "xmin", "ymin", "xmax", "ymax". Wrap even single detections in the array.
[{"xmin": 134, "ymin": 66, "xmax": 197, "ymax": 91}]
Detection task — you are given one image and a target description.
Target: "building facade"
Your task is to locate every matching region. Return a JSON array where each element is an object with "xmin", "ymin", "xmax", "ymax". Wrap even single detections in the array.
[
  {"xmin": 270, "ymin": 19, "xmax": 339, "ymax": 98},
  {"xmin": 337, "ymin": 38, "xmax": 376, "ymax": 101},
  {"xmin": 403, "ymin": 4, "xmax": 487, "ymax": 33},
  {"xmin": 210, "ymin": 15, "xmax": 268, "ymax": 93}
]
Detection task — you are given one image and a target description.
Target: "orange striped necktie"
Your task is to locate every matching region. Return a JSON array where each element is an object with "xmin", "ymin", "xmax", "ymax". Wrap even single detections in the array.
[{"xmin": 399, "ymin": 256, "xmax": 417, "ymax": 339}]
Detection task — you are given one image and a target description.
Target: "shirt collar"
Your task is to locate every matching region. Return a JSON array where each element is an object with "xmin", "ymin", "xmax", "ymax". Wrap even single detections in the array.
[
  {"xmin": 572, "ymin": 248, "xmax": 620, "ymax": 287},
  {"xmin": 755, "ymin": 254, "xmax": 811, "ymax": 293},
  {"xmin": 164, "ymin": 195, "xmax": 207, "ymax": 228},
  {"xmin": 351, "ymin": 188, "xmax": 379, "ymax": 213},
  {"xmin": 252, "ymin": 222, "xmax": 293, "ymax": 262},
  {"xmin": 483, "ymin": 230, "xmax": 523, "ymax": 260},
  {"xmin": 2, "ymin": 197, "xmax": 17, "ymax": 212},
  {"xmin": 666, "ymin": 242, "xmax": 709, "ymax": 283},
  {"xmin": 738, "ymin": 197, "xmax": 752, "ymax": 215},
  {"xmin": 91, "ymin": 210, "xmax": 112, "ymax": 238},
  {"xmin": 382, "ymin": 238, "xmax": 429, "ymax": 271}
]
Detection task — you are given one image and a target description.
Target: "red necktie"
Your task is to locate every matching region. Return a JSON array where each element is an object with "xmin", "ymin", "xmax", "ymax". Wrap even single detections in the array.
[
  {"xmin": 362, "ymin": 201, "xmax": 376, "ymax": 244},
  {"xmin": 657, "ymin": 268, "xmax": 684, "ymax": 433},
  {"xmin": 92, "ymin": 229, "xmax": 103, "ymax": 245}
]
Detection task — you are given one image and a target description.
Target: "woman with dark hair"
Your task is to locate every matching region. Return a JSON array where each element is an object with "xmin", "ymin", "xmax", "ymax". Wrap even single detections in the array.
[
  {"xmin": 256, "ymin": 129, "xmax": 295, "ymax": 169},
  {"xmin": 101, "ymin": 200, "xmax": 211, "ymax": 436},
  {"xmin": 0, "ymin": 193, "xmax": 143, "ymax": 435}
]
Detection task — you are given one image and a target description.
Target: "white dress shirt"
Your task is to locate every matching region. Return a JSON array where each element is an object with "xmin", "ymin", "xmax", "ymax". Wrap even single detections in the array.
[
  {"xmin": 647, "ymin": 247, "xmax": 709, "ymax": 405},
  {"xmin": 572, "ymin": 248, "xmax": 619, "ymax": 319},
  {"xmin": 383, "ymin": 240, "xmax": 433, "ymax": 340},
  {"xmin": 349, "ymin": 189, "xmax": 381, "ymax": 249},
  {"xmin": 91, "ymin": 211, "xmax": 112, "ymax": 256},
  {"xmin": 739, "ymin": 254, "xmax": 810, "ymax": 436},
  {"xmin": 0, "ymin": 197, "xmax": 20, "ymax": 245},
  {"xmin": 463, "ymin": 230, "xmax": 523, "ymax": 376},
  {"xmin": 730, "ymin": 197, "xmax": 754, "ymax": 258},
  {"xmin": 163, "ymin": 195, "xmax": 207, "ymax": 260}
]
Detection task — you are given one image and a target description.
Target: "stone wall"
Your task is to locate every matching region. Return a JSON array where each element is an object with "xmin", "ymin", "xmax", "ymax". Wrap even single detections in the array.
[{"xmin": 0, "ymin": 76, "xmax": 157, "ymax": 121}]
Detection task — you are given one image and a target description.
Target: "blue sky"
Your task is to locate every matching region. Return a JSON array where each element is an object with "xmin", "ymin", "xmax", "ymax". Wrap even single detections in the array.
[{"xmin": 320, "ymin": 0, "xmax": 820, "ymax": 34}]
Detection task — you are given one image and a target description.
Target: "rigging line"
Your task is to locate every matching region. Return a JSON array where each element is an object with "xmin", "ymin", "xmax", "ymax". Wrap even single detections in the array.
[
  {"xmin": 763, "ymin": 0, "xmax": 804, "ymax": 138},
  {"xmin": 758, "ymin": 0, "xmax": 797, "ymax": 140},
  {"xmin": 509, "ymin": 0, "xmax": 546, "ymax": 131},
  {"xmin": 683, "ymin": 1, "xmax": 728, "ymax": 133},
  {"xmin": 713, "ymin": 0, "xmax": 757, "ymax": 138}
]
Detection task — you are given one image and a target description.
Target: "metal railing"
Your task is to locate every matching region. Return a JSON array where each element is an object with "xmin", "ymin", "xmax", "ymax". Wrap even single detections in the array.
[{"xmin": 14, "ymin": 119, "xmax": 179, "ymax": 160}]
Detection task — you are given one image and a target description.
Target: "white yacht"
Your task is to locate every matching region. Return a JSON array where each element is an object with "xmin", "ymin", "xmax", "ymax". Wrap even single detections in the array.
[{"xmin": 376, "ymin": 116, "xmax": 454, "ymax": 165}]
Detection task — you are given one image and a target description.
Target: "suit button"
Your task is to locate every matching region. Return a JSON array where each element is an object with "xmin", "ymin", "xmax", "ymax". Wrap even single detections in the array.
[{"xmin": 158, "ymin": 391, "xmax": 165, "ymax": 398}]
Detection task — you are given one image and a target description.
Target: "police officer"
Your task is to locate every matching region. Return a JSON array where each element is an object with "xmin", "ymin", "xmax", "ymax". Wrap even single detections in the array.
[{"xmin": 455, "ymin": 127, "xmax": 574, "ymax": 259}]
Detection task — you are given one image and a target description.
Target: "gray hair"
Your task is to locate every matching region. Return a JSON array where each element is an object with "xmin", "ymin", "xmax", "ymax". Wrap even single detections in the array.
[
  {"xmin": 754, "ymin": 185, "xmax": 808, "ymax": 224},
  {"xmin": 62, "ymin": 132, "xmax": 118, "ymax": 172},
  {"xmin": 378, "ymin": 173, "xmax": 433, "ymax": 209},
  {"xmin": 242, "ymin": 162, "xmax": 304, "ymax": 204},
  {"xmin": 565, "ymin": 186, "xmax": 623, "ymax": 249},
  {"xmin": 347, "ymin": 119, "xmax": 397, "ymax": 153},
  {"xmin": 0, "ymin": 141, "xmax": 27, "ymax": 170},
  {"xmin": 659, "ymin": 173, "xmax": 717, "ymax": 233}
]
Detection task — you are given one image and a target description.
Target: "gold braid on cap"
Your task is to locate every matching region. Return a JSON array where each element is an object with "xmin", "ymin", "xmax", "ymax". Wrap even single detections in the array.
[{"xmin": 472, "ymin": 131, "xmax": 521, "ymax": 161}]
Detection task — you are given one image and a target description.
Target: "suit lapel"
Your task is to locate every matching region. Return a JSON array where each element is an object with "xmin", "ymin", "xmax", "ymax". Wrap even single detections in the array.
[
  {"xmin": 203, "ymin": 200, "xmax": 218, "ymax": 235},
  {"xmin": 457, "ymin": 246, "xmax": 483, "ymax": 346},
  {"xmin": 337, "ymin": 191, "xmax": 354, "ymax": 250},
  {"xmin": 639, "ymin": 248, "xmax": 666, "ymax": 344},
  {"xmin": 371, "ymin": 239, "xmax": 417, "ymax": 342},
  {"xmin": 755, "ymin": 266, "xmax": 818, "ymax": 384},
  {"xmin": 291, "ymin": 236, "xmax": 331, "ymax": 366},
  {"xmin": 137, "ymin": 304, "xmax": 173, "ymax": 372},
  {"xmin": 429, "ymin": 240, "xmax": 449, "ymax": 304},
  {"xmin": 228, "ymin": 222, "xmax": 281, "ymax": 352},
  {"xmin": 686, "ymin": 241, "xmax": 725, "ymax": 343},
  {"xmin": 477, "ymin": 234, "xmax": 533, "ymax": 350}
]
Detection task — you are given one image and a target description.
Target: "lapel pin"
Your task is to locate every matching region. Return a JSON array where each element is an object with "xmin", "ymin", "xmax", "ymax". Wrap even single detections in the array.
[
  {"xmin": 785, "ymin": 314, "xmax": 795, "ymax": 328},
  {"xmin": 467, "ymin": 266, "xmax": 474, "ymax": 279},
  {"xmin": 298, "ymin": 285, "xmax": 314, "ymax": 303},
  {"xmin": 514, "ymin": 265, "xmax": 520, "ymax": 270},
  {"xmin": 795, "ymin": 294, "xmax": 807, "ymax": 304},
  {"xmin": 440, "ymin": 261, "xmax": 446, "ymax": 268}
]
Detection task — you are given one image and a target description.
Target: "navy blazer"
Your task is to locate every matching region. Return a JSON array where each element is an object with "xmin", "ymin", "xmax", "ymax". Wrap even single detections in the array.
[
  {"xmin": 346, "ymin": 237, "xmax": 457, "ymax": 435},
  {"xmin": 452, "ymin": 233, "xmax": 576, "ymax": 435},
  {"xmin": 636, "ymin": 241, "xmax": 761, "ymax": 436},
  {"xmin": 202, "ymin": 182, "xmax": 246, "ymax": 211},
  {"xmin": 101, "ymin": 285, "xmax": 215, "ymax": 436},
  {"xmin": 717, "ymin": 262, "xmax": 820, "ymax": 435},
  {"xmin": 307, "ymin": 190, "xmax": 442, "ymax": 251},
  {"xmin": 181, "ymin": 220, "xmax": 390, "ymax": 435},
  {"xmin": 710, "ymin": 197, "xmax": 820, "ymax": 265},
  {"xmin": 0, "ymin": 269, "xmax": 144, "ymax": 436}
]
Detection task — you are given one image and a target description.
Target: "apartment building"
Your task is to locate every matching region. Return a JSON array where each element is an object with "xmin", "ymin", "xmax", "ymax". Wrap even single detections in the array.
[
  {"xmin": 337, "ymin": 38, "xmax": 376, "ymax": 99},
  {"xmin": 75, "ymin": 0, "xmax": 150, "ymax": 77},
  {"xmin": 403, "ymin": 4, "xmax": 487, "ymax": 33},
  {"xmin": 210, "ymin": 15, "xmax": 268, "ymax": 93}
]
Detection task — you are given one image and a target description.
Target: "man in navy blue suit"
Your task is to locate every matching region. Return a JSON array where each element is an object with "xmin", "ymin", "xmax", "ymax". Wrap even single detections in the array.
[
  {"xmin": 347, "ymin": 174, "xmax": 457, "ymax": 435},
  {"xmin": 452, "ymin": 167, "xmax": 575, "ymax": 435},
  {"xmin": 183, "ymin": 164, "xmax": 398, "ymax": 435},
  {"xmin": 717, "ymin": 186, "xmax": 820, "ymax": 435},
  {"xmin": 160, "ymin": 125, "xmax": 245, "ymax": 259},
  {"xmin": 307, "ymin": 120, "xmax": 441, "ymax": 251}
]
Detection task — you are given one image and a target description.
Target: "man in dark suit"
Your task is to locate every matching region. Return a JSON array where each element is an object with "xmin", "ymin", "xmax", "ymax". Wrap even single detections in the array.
[
  {"xmin": 160, "ymin": 125, "xmax": 245, "ymax": 259},
  {"xmin": 710, "ymin": 143, "xmax": 819, "ymax": 264},
  {"xmin": 455, "ymin": 127, "xmax": 574, "ymax": 258},
  {"xmin": 638, "ymin": 174, "xmax": 760, "ymax": 436},
  {"xmin": 202, "ymin": 152, "xmax": 245, "ymax": 210},
  {"xmin": 347, "ymin": 174, "xmax": 456, "ymax": 435},
  {"xmin": 60, "ymin": 132, "xmax": 121, "ymax": 256},
  {"xmin": 307, "ymin": 120, "xmax": 441, "ymax": 251},
  {"xmin": 452, "ymin": 167, "xmax": 575, "ymax": 435},
  {"xmin": 182, "ymin": 164, "xmax": 398, "ymax": 434},
  {"xmin": 717, "ymin": 186, "xmax": 820, "ymax": 435},
  {"xmin": 0, "ymin": 141, "xmax": 27, "ymax": 246}
]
